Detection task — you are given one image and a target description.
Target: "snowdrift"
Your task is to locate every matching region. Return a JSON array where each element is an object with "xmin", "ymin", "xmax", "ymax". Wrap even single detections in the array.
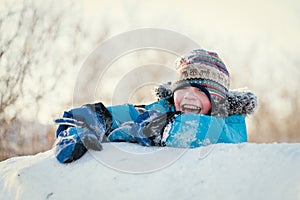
[{"xmin": 0, "ymin": 142, "xmax": 300, "ymax": 200}]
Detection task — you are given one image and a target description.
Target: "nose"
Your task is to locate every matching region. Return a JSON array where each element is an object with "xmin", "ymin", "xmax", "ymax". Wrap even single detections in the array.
[{"xmin": 183, "ymin": 88, "xmax": 197, "ymax": 99}]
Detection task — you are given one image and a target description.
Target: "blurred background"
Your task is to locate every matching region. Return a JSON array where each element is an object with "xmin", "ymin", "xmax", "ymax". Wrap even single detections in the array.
[{"xmin": 1, "ymin": 0, "xmax": 299, "ymax": 161}]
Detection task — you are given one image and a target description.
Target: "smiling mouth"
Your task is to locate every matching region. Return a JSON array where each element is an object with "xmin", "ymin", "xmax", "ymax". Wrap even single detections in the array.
[{"xmin": 181, "ymin": 105, "xmax": 202, "ymax": 114}]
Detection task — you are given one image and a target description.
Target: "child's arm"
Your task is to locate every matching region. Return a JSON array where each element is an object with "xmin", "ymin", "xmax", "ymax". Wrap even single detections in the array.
[
  {"xmin": 141, "ymin": 113, "xmax": 247, "ymax": 148},
  {"xmin": 54, "ymin": 99, "xmax": 173, "ymax": 163},
  {"xmin": 54, "ymin": 102, "xmax": 155, "ymax": 163},
  {"xmin": 166, "ymin": 114, "xmax": 247, "ymax": 147}
]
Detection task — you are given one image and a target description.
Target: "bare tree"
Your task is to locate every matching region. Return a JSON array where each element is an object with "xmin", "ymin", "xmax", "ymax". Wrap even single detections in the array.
[{"xmin": 0, "ymin": 0, "xmax": 94, "ymax": 161}]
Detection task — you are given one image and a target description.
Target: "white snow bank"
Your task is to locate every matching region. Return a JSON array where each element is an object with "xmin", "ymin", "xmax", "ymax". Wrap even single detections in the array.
[{"xmin": 0, "ymin": 142, "xmax": 300, "ymax": 200}]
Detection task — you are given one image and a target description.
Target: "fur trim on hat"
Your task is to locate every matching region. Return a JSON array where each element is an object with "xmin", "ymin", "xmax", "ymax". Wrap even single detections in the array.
[
  {"xmin": 155, "ymin": 82, "xmax": 173, "ymax": 100},
  {"xmin": 226, "ymin": 90, "xmax": 258, "ymax": 116},
  {"xmin": 155, "ymin": 82, "xmax": 257, "ymax": 116}
]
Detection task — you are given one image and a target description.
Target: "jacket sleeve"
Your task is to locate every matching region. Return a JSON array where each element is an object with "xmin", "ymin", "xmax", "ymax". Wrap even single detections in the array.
[
  {"xmin": 54, "ymin": 99, "xmax": 173, "ymax": 163},
  {"xmin": 217, "ymin": 115, "xmax": 248, "ymax": 143},
  {"xmin": 106, "ymin": 104, "xmax": 140, "ymax": 130},
  {"xmin": 164, "ymin": 114, "xmax": 247, "ymax": 148},
  {"xmin": 106, "ymin": 99, "xmax": 174, "ymax": 144},
  {"xmin": 106, "ymin": 99, "xmax": 173, "ymax": 130}
]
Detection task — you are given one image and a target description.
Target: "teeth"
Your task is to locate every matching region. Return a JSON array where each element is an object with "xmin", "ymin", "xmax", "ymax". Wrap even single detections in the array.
[
  {"xmin": 181, "ymin": 105, "xmax": 202, "ymax": 113},
  {"xmin": 183, "ymin": 105, "xmax": 200, "ymax": 110}
]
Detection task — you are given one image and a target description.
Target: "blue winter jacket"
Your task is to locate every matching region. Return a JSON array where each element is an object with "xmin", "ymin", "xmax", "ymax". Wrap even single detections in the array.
[
  {"xmin": 106, "ymin": 99, "xmax": 247, "ymax": 146},
  {"xmin": 55, "ymin": 97, "xmax": 251, "ymax": 163}
]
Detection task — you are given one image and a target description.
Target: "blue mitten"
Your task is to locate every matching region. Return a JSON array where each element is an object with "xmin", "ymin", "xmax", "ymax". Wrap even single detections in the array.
[
  {"xmin": 55, "ymin": 127, "xmax": 102, "ymax": 163},
  {"xmin": 55, "ymin": 105, "xmax": 107, "ymax": 141},
  {"xmin": 54, "ymin": 103, "xmax": 113, "ymax": 163},
  {"xmin": 68, "ymin": 106, "xmax": 106, "ymax": 140},
  {"xmin": 55, "ymin": 117, "xmax": 104, "ymax": 149}
]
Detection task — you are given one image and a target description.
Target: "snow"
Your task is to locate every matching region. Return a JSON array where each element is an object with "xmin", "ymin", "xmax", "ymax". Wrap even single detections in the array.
[{"xmin": 1, "ymin": 142, "xmax": 300, "ymax": 200}]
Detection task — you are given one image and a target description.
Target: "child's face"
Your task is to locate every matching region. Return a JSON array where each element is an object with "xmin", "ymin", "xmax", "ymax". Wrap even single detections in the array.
[{"xmin": 174, "ymin": 86, "xmax": 211, "ymax": 114}]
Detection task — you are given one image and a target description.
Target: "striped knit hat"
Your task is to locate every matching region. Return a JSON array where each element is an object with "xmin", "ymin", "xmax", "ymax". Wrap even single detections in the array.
[{"xmin": 173, "ymin": 49, "xmax": 230, "ymax": 117}]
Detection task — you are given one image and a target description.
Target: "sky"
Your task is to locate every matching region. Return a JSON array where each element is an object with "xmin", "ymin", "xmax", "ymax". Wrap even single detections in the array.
[
  {"xmin": 78, "ymin": 0, "xmax": 300, "ymax": 110},
  {"xmin": 2, "ymin": 0, "xmax": 300, "ymax": 131},
  {"xmin": 81, "ymin": 0, "xmax": 300, "ymax": 52}
]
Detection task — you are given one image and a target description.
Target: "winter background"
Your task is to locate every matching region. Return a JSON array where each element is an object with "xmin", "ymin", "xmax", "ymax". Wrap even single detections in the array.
[{"xmin": 0, "ymin": 0, "xmax": 300, "ymax": 199}]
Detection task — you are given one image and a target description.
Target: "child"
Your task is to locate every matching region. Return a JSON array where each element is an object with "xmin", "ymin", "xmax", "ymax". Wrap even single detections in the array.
[{"xmin": 54, "ymin": 49, "xmax": 257, "ymax": 163}]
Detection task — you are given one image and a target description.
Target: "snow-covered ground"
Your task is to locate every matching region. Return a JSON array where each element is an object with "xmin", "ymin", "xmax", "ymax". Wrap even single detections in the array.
[{"xmin": 0, "ymin": 142, "xmax": 300, "ymax": 200}]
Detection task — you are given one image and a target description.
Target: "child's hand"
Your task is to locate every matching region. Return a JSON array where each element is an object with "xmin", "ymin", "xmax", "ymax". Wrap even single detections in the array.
[
  {"xmin": 57, "ymin": 126, "xmax": 103, "ymax": 151},
  {"xmin": 54, "ymin": 118, "xmax": 84, "ymax": 127},
  {"xmin": 66, "ymin": 106, "xmax": 106, "ymax": 140},
  {"xmin": 78, "ymin": 128, "xmax": 103, "ymax": 151},
  {"xmin": 55, "ymin": 106, "xmax": 106, "ymax": 142}
]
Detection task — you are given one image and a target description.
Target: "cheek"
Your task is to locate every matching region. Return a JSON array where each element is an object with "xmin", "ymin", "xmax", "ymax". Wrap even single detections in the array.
[
  {"xmin": 173, "ymin": 92, "xmax": 182, "ymax": 111},
  {"xmin": 201, "ymin": 97, "xmax": 212, "ymax": 114}
]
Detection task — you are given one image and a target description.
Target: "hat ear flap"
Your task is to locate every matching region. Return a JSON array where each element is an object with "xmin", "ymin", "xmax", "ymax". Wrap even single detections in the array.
[{"xmin": 227, "ymin": 90, "xmax": 258, "ymax": 115}]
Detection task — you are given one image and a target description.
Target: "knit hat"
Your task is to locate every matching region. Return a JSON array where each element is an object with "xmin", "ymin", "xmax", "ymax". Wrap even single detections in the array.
[
  {"xmin": 155, "ymin": 49, "xmax": 257, "ymax": 117},
  {"xmin": 173, "ymin": 49, "xmax": 230, "ymax": 117}
]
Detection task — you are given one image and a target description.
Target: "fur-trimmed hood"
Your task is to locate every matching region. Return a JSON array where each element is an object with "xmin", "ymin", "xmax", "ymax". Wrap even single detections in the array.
[{"xmin": 155, "ymin": 82, "xmax": 258, "ymax": 116}]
